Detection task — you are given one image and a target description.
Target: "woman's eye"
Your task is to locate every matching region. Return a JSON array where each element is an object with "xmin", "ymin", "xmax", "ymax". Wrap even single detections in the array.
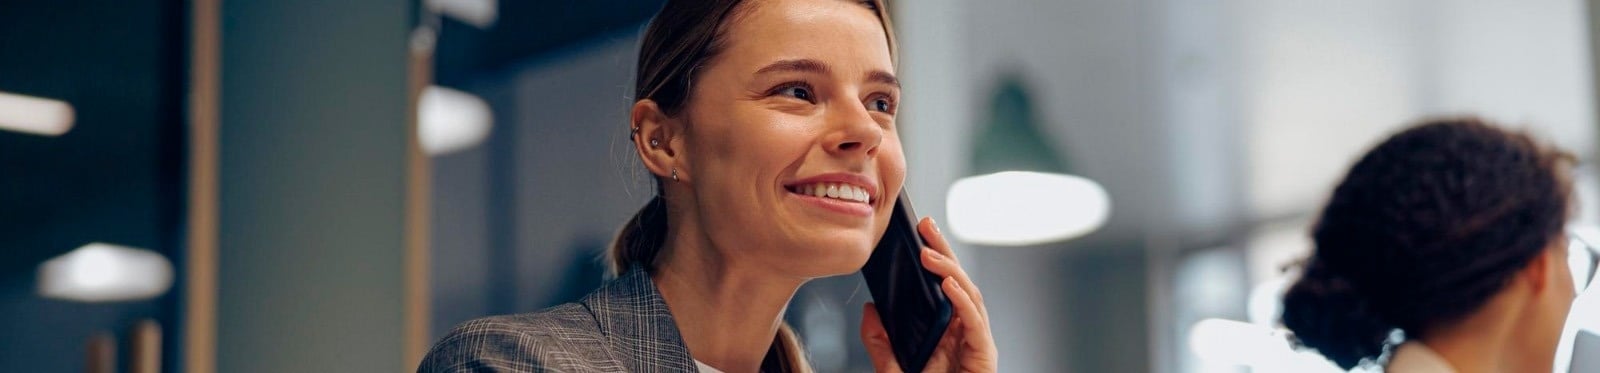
[
  {"xmin": 871, "ymin": 97, "xmax": 894, "ymax": 113},
  {"xmin": 776, "ymin": 85, "xmax": 812, "ymax": 101}
]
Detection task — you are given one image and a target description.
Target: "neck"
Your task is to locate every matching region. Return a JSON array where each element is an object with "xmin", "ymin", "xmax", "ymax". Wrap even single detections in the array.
[
  {"xmin": 1419, "ymin": 329, "xmax": 1508, "ymax": 373},
  {"xmin": 1418, "ymin": 287, "xmax": 1547, "ymax": 373},
  {"xmin": 652, "ymin": 223, "xmax": 805, "ymax": 373}
]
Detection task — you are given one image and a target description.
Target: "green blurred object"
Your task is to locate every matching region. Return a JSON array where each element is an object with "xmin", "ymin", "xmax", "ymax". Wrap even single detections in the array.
[{"xmin": 971, "ymin": 75, "xmax": 1070, "ymax": 175}]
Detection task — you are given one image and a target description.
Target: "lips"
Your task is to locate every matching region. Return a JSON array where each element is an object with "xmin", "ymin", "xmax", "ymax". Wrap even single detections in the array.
[
  {"xmin": 783, "ymin": 172, "xmax": 879, "ymax": 205},
  {"xmin": 786, "ymin": 182, "xmax": 871, "ymax": 204},
  {"xmin": 783, "ymin": 173, "xmax": 880, "ymax": 218}
]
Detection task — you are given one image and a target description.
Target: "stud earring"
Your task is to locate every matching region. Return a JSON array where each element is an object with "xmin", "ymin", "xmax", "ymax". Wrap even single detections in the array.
[
  {"xmin": 650, "ymin": 139, "xmax": 659, "ymax": 148},
  {"xmin": 672, "ymin": 168, "xmax": 679, "ymax": 181}
]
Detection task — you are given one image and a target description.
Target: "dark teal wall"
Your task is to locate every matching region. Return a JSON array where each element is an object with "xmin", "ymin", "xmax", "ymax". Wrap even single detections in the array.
[
  {"xmin": 218, "ymin": 0, "xmax": 414, "ymax": 371},
  {"xmin": 0, "ymin": 0, "xmax": 184, "ymax": 371}
]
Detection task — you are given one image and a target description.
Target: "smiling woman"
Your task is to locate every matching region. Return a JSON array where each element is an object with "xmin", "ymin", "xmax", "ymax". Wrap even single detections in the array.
[{"xmin": 418, "ymin": 1, "xmax": 996, "ymax": 372}]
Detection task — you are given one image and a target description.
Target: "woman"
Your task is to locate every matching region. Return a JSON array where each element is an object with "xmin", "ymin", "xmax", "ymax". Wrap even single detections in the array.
[
  {"xmin": 419, "ymin": 0, "xmax": 997, "ymax": 372},
  {"xmin": 1281, "ymin": 118, "xmax": 1581, "ymax": 372}
]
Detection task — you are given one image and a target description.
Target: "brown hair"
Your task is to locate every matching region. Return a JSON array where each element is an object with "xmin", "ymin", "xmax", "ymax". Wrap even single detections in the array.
[{"xmin": 610, "ymin": 1, "xmax": 896, "ymax": 371}]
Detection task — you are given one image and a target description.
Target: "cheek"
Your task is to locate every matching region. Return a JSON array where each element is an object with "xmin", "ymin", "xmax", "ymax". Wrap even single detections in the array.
[
  {"xmin": 880, "ymin": 140, "xmax": 908, "ymax": 191},
  {"xmin": 690, "ymin": 112, "xmax": 819, "ymax": 225},
  {"xmin": 1549, "ymin": 264, "xmax": 1578, "ymax": 321},
  {"xmin": 694, "ymin": 116, "xmax": 807, "ymax": 179},
  {"xmin": 874, "ymin": 142, "xmax": 909, "ymax": 229},
  {"xmin": 714, "ymin": 109, "xmax": 815, "ymax": 156}
]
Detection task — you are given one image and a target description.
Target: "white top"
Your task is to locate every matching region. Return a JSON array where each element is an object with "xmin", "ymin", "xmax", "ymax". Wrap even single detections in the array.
[
  {"xmin": 1387, "ymin": 342, "xmax": 1458, "ymax": 373},
  {"xmin": 694, "ymin": 359, "xmax": 726, "ymax": 373}
]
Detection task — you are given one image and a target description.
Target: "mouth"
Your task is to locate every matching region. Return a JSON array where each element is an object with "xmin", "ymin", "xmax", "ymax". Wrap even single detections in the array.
[
  {"xmin": 784, "ymin": 182, "xmax": 874, "ymax": 204},
  {"xmin": 782, "ymin": 174, "xmax": 880, "ymax": 218}
]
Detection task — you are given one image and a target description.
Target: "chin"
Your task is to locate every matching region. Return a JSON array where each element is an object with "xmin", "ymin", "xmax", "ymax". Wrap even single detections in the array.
[{"xmin": 784, "ymin": 236, "xmax": 877, "ymax": 278}]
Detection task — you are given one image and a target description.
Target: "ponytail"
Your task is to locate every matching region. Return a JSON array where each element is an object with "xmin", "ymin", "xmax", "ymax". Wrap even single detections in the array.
[
  {"xmin": 1281, "ymin": 259, "xmax": 1395, "ymax": 370},
  {"xmin": 608, "ymin": 195, "xmax": 669, "ymax": 276}
]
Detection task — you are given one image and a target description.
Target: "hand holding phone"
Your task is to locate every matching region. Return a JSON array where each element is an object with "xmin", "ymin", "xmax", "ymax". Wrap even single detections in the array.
[
  {"xmin": 860, "ymin": 190, "xmax": 997, "ymax": 372},
  {"xmin": 860, "ymin": 191, "xmax": 953, "ymax": 372}
]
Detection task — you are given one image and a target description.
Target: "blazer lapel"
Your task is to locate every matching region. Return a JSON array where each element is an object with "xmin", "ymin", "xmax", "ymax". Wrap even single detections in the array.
[{"xmin": 583, "ymin": 265, "xmax": 696, "ymax": 372}]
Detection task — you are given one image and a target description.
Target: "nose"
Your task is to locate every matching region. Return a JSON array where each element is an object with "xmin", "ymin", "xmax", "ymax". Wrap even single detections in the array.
[{"xmin": 824, "ymin": 101, "xmax": 883, "ymax": 157}]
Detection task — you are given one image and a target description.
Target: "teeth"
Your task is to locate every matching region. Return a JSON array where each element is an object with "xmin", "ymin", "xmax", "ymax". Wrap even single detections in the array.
[{"xmin": 793, "ymin": 182, "xmax": 870, "ymax": 203}]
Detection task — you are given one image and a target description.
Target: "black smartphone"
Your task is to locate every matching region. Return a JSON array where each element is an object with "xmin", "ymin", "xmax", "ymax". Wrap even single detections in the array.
[{"xmin": 860, "ymin": 190, "xmax": 953, "ymax": 372}]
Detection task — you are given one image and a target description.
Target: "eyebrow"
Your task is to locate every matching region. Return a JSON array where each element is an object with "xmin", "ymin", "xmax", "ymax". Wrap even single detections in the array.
[
  {"xmin": 755, "ymin": 59, "xmax": 830, "ymax": 76},
  {"xmin": 865, "ymin": 70, "xmax": 899, "ymax": 89},
  {"xmin": 753, "ymin": 58, "xmax": 900, "ymax": 89}
]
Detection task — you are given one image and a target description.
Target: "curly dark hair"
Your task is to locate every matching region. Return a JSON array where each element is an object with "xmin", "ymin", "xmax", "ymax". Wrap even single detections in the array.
[{"xmin": 1280, "ymin": 117, "xmax": 1576, "ymax": 370}]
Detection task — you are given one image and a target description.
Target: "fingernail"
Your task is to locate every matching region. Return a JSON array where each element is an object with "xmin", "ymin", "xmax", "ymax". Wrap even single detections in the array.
[
  {"xmin": 923, "ymin": 247, "xmax": 940, "ymax": 258},
  {"xmin": 947, "ymin": 276, "xmax": 959, "ymax": 288},
  {"xmin": 930, "ymin": 217, "xmax": 940, "ymax": 233}
]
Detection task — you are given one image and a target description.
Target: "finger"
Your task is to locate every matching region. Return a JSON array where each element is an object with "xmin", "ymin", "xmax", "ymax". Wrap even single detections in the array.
[
  {"xmin": 916, "ymin": 217, "xmax": 988, "ymax": 320},
  {"xmin": 942, "ymin": 276, "xmax": 996, "ymax": 352},
  {"xmin": 860, "ymin": 303, "xmax": 902, "ymax": 373},
  {"xmin": 922, "ymin": 248, "xmax": 988, "ymax": 320},
  {"xmin": 917, "ymin": 217, "xmax": 955, "ymax": 259}
]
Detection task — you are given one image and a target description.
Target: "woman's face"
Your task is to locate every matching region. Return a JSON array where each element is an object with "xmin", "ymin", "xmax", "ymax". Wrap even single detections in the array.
[{"xmin": 674, "ymin": 0, "xmax": 901, "ymax": 277}]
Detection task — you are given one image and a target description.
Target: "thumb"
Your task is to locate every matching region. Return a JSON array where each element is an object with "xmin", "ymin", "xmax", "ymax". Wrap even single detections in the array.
[{"xmin": 860, "ymin": 303, "xmax": 902, "ymax": 372}]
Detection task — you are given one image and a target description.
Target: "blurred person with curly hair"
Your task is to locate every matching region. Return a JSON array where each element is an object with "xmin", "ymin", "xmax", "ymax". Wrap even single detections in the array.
[{"xmin": 1282, "ymin": 117, "xmax": 1583, "ymax": 372}]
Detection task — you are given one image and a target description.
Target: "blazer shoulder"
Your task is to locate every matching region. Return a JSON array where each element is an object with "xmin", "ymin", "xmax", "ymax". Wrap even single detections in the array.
[{"xmin": 417, "ymin": 303, "xmax": 621, "ymax": 372}]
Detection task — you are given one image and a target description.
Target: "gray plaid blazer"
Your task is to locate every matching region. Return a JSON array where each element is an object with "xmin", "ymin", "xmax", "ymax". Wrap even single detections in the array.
[{"xmin": 418, "ymin": 265, "xmax": 697, "ymax": 372}]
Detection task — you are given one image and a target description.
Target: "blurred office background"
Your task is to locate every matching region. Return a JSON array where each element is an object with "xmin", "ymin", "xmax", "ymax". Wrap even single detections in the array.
[{"xmin": 3, "ymin": 0, "xmax": 1600, "ymax": 372}]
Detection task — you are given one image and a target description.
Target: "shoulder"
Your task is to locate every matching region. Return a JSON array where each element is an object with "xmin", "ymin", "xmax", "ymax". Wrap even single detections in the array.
[
  {"xmin": 417, "ymin": 303, "xmax": 622, "ymax": 373},
  {"xmin": 1386, "ymin": 342, "xmax": 1458, "ymax": 373}
]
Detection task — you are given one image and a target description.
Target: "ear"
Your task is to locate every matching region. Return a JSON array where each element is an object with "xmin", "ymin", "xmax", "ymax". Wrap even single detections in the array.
[
  {"xmin": 631, "ymin": 99, "xmax": 687, "ymax": 182},
  {"xmin": 1521, "ymin": 245, "xmax": 1558, "ymax": 295}
]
